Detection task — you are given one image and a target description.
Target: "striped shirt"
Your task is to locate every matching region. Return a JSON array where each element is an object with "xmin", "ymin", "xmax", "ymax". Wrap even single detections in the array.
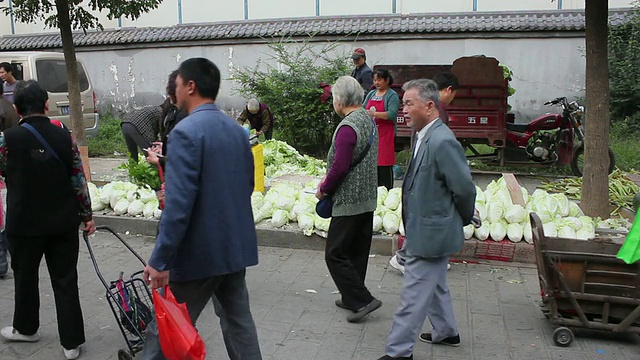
[{"xmin": 122, "ymin": 106, "xmax": 162, "ymax": 143}]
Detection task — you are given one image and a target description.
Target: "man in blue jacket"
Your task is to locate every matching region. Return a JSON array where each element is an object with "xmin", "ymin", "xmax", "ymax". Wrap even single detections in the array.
[{"xmin": 141, "ymin": 58, "xmax": 262, "ymax": 360}]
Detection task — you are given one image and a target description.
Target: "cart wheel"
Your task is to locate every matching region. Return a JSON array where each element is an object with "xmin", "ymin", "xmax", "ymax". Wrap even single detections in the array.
[
  {"xmin": 553, "ymin": 327, "xmax": 574, "ymax": 347},
  {"xmin": 117, "ymin": 349, "xmax": 133, "ymax": 360}
]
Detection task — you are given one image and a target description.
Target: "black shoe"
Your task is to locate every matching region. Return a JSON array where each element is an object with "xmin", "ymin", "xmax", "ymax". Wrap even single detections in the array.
[
  {"xmin": 335, "ymin": 299, "xmax": 351, "ymax": 310},
  {"xmin": 376, "ymin": 355, "xmax": 413, "ymax": 360},
  {"xmin": 346, "ymin": 299, "xmax": 382, "ymax": 323},
  {"xmin": 419, "ymin": 333, "xmax": 460, "ymax": 347}
]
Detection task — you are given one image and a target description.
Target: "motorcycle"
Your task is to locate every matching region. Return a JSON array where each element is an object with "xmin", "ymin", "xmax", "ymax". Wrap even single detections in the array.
[{"xmin": 503, "ymin": 97, "xmax": 615, "ymax": 176}]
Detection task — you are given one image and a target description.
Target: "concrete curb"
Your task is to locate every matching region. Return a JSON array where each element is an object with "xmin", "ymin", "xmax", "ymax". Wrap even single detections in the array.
[{"xmin": 93, "ymin": 214, "xmax": 536, "ymax": 263}]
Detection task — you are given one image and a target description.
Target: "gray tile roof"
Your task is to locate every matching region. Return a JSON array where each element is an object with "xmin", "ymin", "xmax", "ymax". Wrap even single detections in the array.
[{"xmin": 0, "ymin": 9, "xmax": 632, "ymax": 51}]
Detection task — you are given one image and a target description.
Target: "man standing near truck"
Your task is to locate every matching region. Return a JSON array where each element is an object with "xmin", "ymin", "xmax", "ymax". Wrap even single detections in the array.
[
  {"xmin": 350, "ymin": 48, "xmax": 373, "ymax": 94},
  {"xmin": 432, "ymin": 72, "xmax": 460, "ymax": 125}
]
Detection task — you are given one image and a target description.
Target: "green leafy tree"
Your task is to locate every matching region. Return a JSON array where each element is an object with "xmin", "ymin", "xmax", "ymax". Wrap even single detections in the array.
[
  {"xmin": 232, "ymin": 38, "xmax": 352, "ymax": 157},
  {"xmin": 1, "ymin": 0, "xmax": 162, "ymax": 175},
  {"xmin": 609, "ymin": 1, "xmax": 640, "ymax": 130}
]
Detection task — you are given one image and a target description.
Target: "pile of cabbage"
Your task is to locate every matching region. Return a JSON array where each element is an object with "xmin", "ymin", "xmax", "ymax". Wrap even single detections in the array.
[
  {"xmin": 252, "ymin": 181, "xmax": 403, "ymax": 237},
  {"xmin": 470, "ymin": 177, "xmax": 632, "ymax": 243},
  {"xmin": 262, "ymin": 140, "xmax": 327, "ymax": 178},
  {"xmin": 87, "ymin": 181, "xmax": 162, "ymax": 219}
]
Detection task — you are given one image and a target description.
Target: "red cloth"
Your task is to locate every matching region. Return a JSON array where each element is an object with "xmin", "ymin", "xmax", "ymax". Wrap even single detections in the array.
[
  {"xmin": 50, "ymin": 119, "xmax": 65, "ymax": 129},
  {"xmin": 365, "ymin": 97, "xmax": 395, "ymax": 166},
  {"xmin": 320, "ymin": 126, "xmax": 356, "ymax": 195}
]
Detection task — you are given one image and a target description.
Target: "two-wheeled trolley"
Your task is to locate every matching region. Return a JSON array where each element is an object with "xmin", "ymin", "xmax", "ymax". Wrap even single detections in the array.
[{"xmin": 83, "ymin": 226, "xmax": 154, "ymax": 359}]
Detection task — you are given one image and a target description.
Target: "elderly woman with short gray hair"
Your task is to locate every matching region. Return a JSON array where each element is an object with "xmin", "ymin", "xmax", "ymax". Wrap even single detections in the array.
[
  {"xmin": 316, "ymin": 76, "xmax": 381, "ymax": 323},
  {"xmin": 237, "ymin": 98, "xmax": 274, "ymax": 139}
]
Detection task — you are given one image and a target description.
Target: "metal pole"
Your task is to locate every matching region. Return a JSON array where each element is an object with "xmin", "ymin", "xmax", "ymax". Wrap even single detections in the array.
[
  {"xmin": 117, "ymin": 17, "xmax": 122, "ymax": 28},
  {"xmin": 178, "ymin": 0, "xmax": 183, "ymax": 24},
  {"xmin": 473, "ymin": 0, "xmax": 478, "ymax": 11},
  {"xmin": 557, "ymin": 0, "xmax": 563, "ymax": 9},
  {"xmin": 316, "ymin": 0, "xmax": 320, "ymax": 16},
  {"xmin": 9, "ymin": 0, "xmax": 15, "ymax": 35},
  {"xmin": 392, "ymin": 0, "xmax": 396, "ymax": 13},
  {"xmin": 244, "ymin": 0, "xmax": 249, "ymax": 19}
]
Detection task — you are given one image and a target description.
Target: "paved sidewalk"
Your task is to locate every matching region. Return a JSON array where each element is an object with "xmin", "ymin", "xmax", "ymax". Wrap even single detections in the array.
[{"xmin": 0, "ymin": 232, "xmax": 638, "ymax": 360}]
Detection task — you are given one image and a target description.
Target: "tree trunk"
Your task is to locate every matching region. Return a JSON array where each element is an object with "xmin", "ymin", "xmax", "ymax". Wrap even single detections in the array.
[
  {"xmin": 55, "ymin": 0, "xmax": 91, "ymax": 180},
  {"xmin": 581, "ymin": 0, "xmax": 610, "ymax": 218}
]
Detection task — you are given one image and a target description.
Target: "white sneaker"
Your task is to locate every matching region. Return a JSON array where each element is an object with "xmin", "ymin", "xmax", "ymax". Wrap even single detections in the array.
[
  {"xmin": 389, "ymin": 255, "xmax": 405, "ymax": 275},
  {"xmin": 63, "ymin": 346, "xmax": 80, "ymax": 360},
  {"xmin": 447, "ymin": 263, "xmax": 451, "ymax": 271},
  {"xmin": 0, "ymin": 326, "xmax": 40, "ymax": 342}
]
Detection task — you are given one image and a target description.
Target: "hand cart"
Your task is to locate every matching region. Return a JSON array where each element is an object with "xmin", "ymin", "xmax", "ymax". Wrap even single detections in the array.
[
  {"xmin": 83, "ymin": 226, "xmax": 154, "ymax": 359},
  {"xmin": 530, "ymin": 213, "xmax": 640, "ymax": 347}
]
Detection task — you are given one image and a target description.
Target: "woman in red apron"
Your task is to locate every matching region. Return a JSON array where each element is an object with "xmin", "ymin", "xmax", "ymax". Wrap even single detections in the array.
[{"xmin": 364, "ymin": 68, "xmax": 400, "ymax": 190}]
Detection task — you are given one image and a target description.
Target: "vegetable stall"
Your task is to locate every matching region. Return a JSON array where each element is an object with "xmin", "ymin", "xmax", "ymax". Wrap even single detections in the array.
[{"xmin": 88, "ymin": 139, "xmax": 633, "ymax": 243}]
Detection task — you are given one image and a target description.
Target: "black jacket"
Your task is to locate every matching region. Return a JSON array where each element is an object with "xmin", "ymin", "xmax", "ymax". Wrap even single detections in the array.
[{"xmin": 4, "ymin": 116, "xmax": 80, "ymax": 236}]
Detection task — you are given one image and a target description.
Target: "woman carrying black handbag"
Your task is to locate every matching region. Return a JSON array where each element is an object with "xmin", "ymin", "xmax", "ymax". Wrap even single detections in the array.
[{"xmin": 316, "ymin": 76, "xmax": 381, "ymax": 323}]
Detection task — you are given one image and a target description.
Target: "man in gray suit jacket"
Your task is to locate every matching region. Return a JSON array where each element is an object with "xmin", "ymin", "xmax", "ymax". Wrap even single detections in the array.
[
  {"xmin": 378, "ymin": 79, "xmax": 476, "ymax": 360},
  {"xmin": 141, "ymin": 58, "xmax": 262, "ymax": 359}
]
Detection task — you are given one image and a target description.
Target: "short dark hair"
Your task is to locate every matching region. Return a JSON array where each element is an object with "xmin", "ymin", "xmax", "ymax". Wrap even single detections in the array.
[
  {"xmin": 13, "ymin": 80, "xmax": 48, "ymax": 116},
  {"xmin": 177, "ymin": 58, "xmax": 221, "ymax": 101},
  {"xmin": 373, "ymin": 68, "xmax": 393, "ymax": 86},
  {"xmin": 166, "ymin": 69, "xmax": 179, "ymax": 103},
  {"xmin": 433, "ymin": 72, "xmax": 460, "ymax": 91},
  {"xmin": 0, "ymin": 62, "xmax": 13, "ymax": 74}
]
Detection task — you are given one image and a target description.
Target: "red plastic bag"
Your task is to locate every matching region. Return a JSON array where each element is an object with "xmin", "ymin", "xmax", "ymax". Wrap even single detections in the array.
[{"xmin": 153, "ymin": 286, "xmax": 206, "ymax": 360}]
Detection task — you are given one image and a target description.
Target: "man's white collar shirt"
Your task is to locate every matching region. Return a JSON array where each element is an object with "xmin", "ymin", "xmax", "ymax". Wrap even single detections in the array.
[{"xmin": 413, "ymin": 117, "xmax": 439, "ymax": 158}]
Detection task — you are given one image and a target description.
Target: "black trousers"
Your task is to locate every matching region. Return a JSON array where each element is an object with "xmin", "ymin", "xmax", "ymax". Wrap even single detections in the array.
[
  {"xmin": 8, "ymin": 231, "xmax": 85, "ymax": 350},
  {"xmin": 121, "ymin": 122, "xmax": 151, "ymax": 162},
  {"xmin": 378, "ymin": 165, "xmax": 394, "ymax": 190},
  {"xmin": 325, "ymin": 211, "xmax": 375, "ymax": 310},
  {"xmin": 0, "ymin": 231, "xmax": 8, "ymax": 275}
]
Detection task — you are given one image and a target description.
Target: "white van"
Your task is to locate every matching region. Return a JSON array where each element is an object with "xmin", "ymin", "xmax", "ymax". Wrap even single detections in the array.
[{"xmin": 0, "ymin": 51, "xmax": 99, "ymax": 137}]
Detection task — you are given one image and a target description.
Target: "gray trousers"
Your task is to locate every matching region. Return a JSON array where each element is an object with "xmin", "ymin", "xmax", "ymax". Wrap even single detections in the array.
[
  {"xmin": 385, "ymin": 255, "xmax": 458, "ymax": 358},
  {"xmin": 139, "ymin": 270, "xmax": 262, "ymax": 360}
]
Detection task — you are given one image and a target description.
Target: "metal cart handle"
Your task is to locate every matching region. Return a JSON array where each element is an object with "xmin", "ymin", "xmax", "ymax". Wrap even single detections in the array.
[{"xmin": 83, "ymin": 226, "xmax": 148, "ymax": 291}]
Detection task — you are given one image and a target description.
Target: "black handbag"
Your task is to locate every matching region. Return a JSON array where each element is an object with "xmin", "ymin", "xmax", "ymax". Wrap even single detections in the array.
[{"xmin": 316, "ymin": 118, "xmax": 376, "ymax": 219}]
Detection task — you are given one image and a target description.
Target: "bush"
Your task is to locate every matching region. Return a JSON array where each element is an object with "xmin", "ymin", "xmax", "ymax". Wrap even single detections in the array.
[
  {"xmin": 88, "ymin": 113, "xmax": 127, "ymax": 157},
  {"xmin": 609, "ymin": 4, "xmax": 640, "ymax": 126},
  {"xmin": 231, "ymin": 37, "xmax": 352, "ymax": 157}
]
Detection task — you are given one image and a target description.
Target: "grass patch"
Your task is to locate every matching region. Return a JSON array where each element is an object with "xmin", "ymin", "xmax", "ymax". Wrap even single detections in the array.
[
  {"xmin": 610, "ymin": 126, "xmax": 640, "ymax": 171},
  {"xmin": 89, "ymin": 113, "xmax": 127, "ymax": 157}
]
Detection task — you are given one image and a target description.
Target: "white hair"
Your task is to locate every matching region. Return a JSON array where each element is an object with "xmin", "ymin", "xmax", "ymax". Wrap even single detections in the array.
[
  {"xmin": 402, "ymin": 79, "xmax": 440, "ymax": 105},
  {"xmin": 247, "ymin": 98, "xmax": 260, "ymax": 112},
  {"xmin": 331, "ymin": 76, "xmax": 364, "ymax": 107}
]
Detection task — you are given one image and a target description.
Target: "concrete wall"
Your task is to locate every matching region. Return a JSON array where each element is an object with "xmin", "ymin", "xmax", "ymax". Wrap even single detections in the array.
[
  {"xmin": 75, "ymin": 36, "xmax": 586, "ymax": 122},
  {"xmin": 2, "ymin": 0, "xmax": 634, "ymax": 36}
]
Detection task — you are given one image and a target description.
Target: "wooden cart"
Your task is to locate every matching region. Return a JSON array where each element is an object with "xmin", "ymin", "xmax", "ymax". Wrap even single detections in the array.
[{"xmin": 531, "ymin": 212, "xmax": 640, "ymax": 347}]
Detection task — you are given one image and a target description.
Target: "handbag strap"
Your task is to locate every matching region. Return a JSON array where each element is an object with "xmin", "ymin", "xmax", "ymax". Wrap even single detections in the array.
[
  {"xmin": 349, "ymin": 118, "xmax": 376, "ymax": 169},
  {"xmin": 21, "ymin": 123, "xmax": 63, "ymax": 164}
]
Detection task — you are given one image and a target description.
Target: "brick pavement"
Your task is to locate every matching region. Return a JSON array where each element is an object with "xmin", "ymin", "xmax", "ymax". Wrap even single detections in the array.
[{"xmin": 0, "ymin": 231, "xmax": 638, "ymax": 360}]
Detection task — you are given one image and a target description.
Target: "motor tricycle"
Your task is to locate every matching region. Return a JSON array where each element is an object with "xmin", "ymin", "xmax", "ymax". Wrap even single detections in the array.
[
  {"xmin": 385, "ymin": 56, "xmax": 614, "ymax": 176},
  {"xmin": 445, "ymin": 56, "xmax": 615, "ymax": 176}
]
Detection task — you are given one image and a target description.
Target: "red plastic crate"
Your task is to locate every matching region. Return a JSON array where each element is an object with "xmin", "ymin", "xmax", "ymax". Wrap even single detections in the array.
[{"xmin": 474, "ymin": 239, "xmax": 516, "ymax": 262}]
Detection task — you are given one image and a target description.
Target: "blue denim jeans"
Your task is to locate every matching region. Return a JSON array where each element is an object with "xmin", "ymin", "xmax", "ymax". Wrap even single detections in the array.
[{"xmin": 139, "ymin": 270, "xmax": 262, "ymax": 360}]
